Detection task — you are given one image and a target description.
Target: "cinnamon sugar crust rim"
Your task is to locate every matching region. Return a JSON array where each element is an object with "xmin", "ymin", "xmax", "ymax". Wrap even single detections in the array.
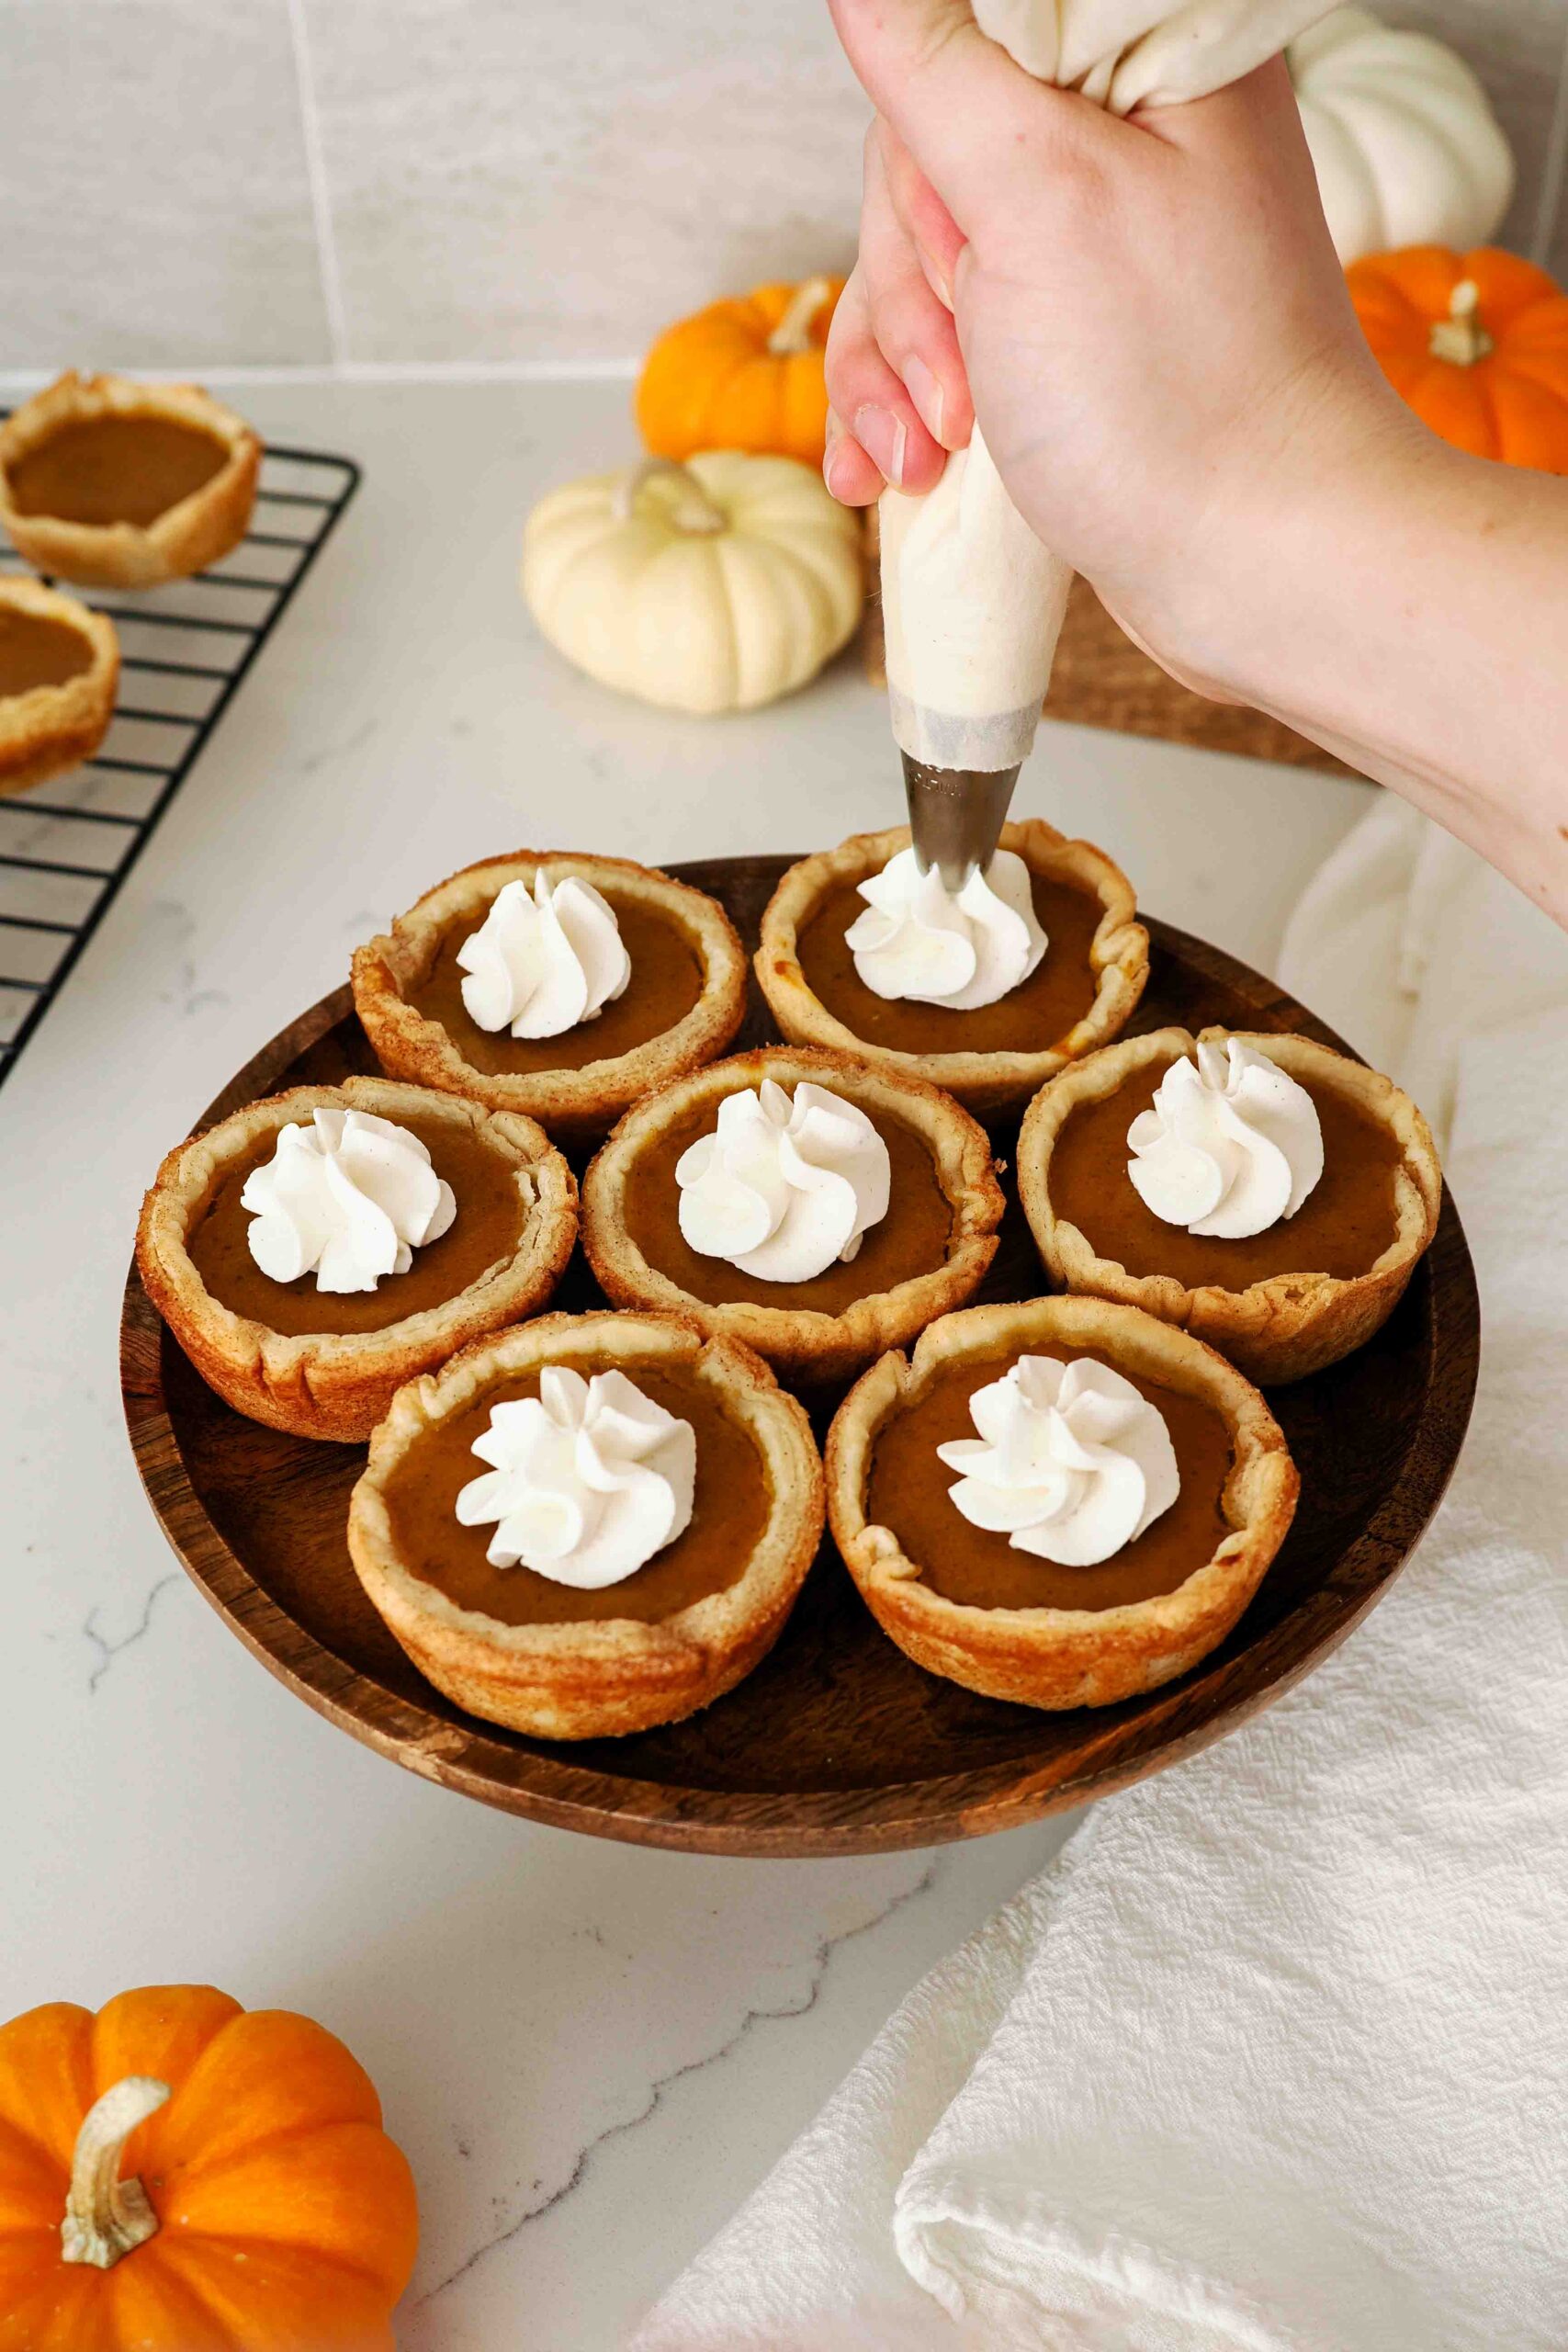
[
  {"xmin": 0, "ymin": 577, "xmax": 118, "ymax": 797},
  {"xmin": 348, "ymin": 1309, "xmax": 825, "ymax": 1739},
  {"xmin": 828, "ymin": 1295, "xmax": 1299, "ymax": 1711},
  {"xmin": 352, "ymin": 849, "xmax": 749, "ymax": 1143},
  {"xmin": 755, "ymin": 819, "xmax": 1150, "ymax": 1115},
  {"xmin": 0, "ymin": 371, "xmax": 262, "ymax": 588},
  {"xmin": 136, "ymin": 1075, "xmax": 578, "ymax": 1442},
  {"xmin": 581, "ymin": 1043, "xmax": 1007, "ymax": 1385},
  {"xmin": 1017, "ymin": 1027, "xmax": 1443, "ymax": 1385}
]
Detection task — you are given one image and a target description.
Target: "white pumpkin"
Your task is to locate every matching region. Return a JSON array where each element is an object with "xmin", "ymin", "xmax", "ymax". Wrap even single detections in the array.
[
  {"xmin": 522, "ymin": 452, "xmax": 864, "ymax": 715},
  {"xmin": 1289, "ymin": 6, "xmax": 1515, "ymax": 264}
]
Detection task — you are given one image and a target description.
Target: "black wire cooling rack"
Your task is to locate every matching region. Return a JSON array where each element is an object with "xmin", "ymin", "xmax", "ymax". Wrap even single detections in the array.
[{"xmin": 0, "ymin": 435, "xmax": 360, "ymax": 1094}]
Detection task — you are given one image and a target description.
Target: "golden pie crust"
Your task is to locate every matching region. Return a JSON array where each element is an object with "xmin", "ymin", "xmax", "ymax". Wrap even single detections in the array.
[
  {"xmin": 347, "ymin": 1309, "xmax": 826, "ymax": 1739},
  {"xmin": 352, "ymin": 850, "xmax": 749, "ymax": 1143},
  {"xmin": 0, "ymin": 373, "xmax": 262, "ymax": 588},
  {"xmin": 828, "ymin": 1295, "xmax": 1298, "ymax": 1711},
  {"xmin": 0, "ymin": 578, "xmax": 118, "ymax": 797},
  {"xmin": 581, "ymin": 1043, "xmax": 1005, "ymax": 1384},
  {"xmin": 137, "ymin": 1076, "xmax": 578, "ymax": 1442},
  {"xmin": 1019, "ymin": 1027, "xmax": 1443, "ymax": 1385},
  {"xmin": 755, "ymin": 820, "xmax": 1149, "ymax": 1115}
]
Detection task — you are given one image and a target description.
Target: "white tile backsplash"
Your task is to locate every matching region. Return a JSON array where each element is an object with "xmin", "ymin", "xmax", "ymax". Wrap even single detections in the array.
[
  {"xmin": 0, "ymin": 0, "xmax": 332, "ymax": 371},
  {"xmin": 0, "ymin": 0, "xmax": 1564, "ymax": 369},
  {"xmin": 1375, "ymin": 0, "xmax": 1568, "ymax": 261},
  {"xmin": 300, "ymin": 0, "xmax": 864, "ymax": 365}
]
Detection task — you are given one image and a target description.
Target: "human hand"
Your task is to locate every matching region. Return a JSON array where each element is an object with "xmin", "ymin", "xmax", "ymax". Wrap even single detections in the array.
[{"xmin": 821, "ymin": 1, "xmax": 1412, "ymax": 695}]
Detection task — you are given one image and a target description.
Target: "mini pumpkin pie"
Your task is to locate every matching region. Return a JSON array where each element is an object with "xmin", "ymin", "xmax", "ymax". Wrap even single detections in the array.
[
  {"xmin": 137, "ymin": 1076, "xmax": 578, "ymax": 1442},
  {"xmin": 581, "ymin": 1043, "xmax": 1004, "ymax": 1384},
  {"xmin": 828, "ymin": 1295, "xmax": 1298, "ymax": 1710},
  {"xmin": 1019, "ymin": 1027, "xmax": 1442, "ymax": 1385},
  {"xmin": 352, "ymin": 850, "xmax": 748, "ymax": 1144},
  {"xmin": 0, "ymin": 372, "xmax": 262, "ymax": 588},
  {"xmin": 756, "ymin": 819, "xmax": 1149, "ymax": 1115},
  {"xmin": 347, "ymin": 1308, "xmax": 825, "ymax": 1739},
  {"xmin": 0, "ymin": 578, "xmax": 118, "ymax": 797}
]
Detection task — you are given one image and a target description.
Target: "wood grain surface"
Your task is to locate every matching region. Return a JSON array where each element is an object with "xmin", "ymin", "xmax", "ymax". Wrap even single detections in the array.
[
  {"xmin": 1046, "ymin": 579, "xmax": 1359, "ymax": 774},
  {"xmin": 120, "ymin": 856, "xmax": 1478, "ymax": 1857}
]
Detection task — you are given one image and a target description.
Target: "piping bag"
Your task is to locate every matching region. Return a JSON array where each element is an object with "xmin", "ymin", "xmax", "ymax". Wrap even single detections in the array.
[{"xmin": 882, "ymin": 0, "xmax": 1328, "ymax": 887}]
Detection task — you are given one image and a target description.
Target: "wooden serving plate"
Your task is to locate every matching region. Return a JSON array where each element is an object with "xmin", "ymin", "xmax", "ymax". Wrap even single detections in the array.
[{"xmin": 120, "ymin": 856, "xmax": 1478, "ymax": 1857}]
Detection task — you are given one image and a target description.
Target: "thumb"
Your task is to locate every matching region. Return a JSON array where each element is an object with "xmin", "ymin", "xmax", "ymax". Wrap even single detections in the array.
[{"xmin": 827, "ymin": 0, "xmax": 1102, "ymax": 232}]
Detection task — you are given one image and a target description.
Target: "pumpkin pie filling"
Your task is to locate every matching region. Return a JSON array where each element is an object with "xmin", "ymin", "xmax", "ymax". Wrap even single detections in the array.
[
  {"xmin": 796, "ymin": 868, "xmax": 1104, "ymax": 1056},
  {"xmin": 406, "ymin": 893, "xmax": 705, "ymax": 1076},
  {"xmin": 6, "ymin": 415, "xmax": 230, "ymax": 528},
  {"xmin": 380, "ymin": 1358, "xmax": 772, "ymax": 1626},
  {"xmin": 187, "ymin": 1111, "xmax": 528, "ymax": 1337},
  {"xmin": 1050, "ymin": 1057, "xmax": 1404, "ymax": 1289},
  {"xmin": 868, "ymin": 1346, "xmax": 1234, "ymax": 1614},
  {"xmin": 621, "ymin": 1096, "xmax": 953, "ymax": 1312},
  {"xmin": 0, "ymin": 607, "xmax": 96, "ymax": 697}
]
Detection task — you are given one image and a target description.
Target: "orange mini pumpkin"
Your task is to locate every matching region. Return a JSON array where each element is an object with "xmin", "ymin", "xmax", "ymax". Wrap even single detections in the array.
[
  {"xmin": 636, "ymin": 275, "xmax": 845, "ymax": 467},
  {"xmin": 1348, "ymin": 244, "xmax": 1568, "ymax": 470},
  {"xmin": 0, "ymin": 1985, "xmax": 418, "ymax": 2349}
]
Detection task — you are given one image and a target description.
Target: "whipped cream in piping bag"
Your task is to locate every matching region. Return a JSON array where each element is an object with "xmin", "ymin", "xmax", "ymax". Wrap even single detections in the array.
[
  {"xmin": 456, "ymin": 1366, "xmax": 695, "ymax": 1586},
  {"xmin": 846, "ymin": 843, "xmax": 1046, "ymax": 1010},
  {"xmin": 457, "ymin": 873, "xmax": 631, "ymax": 1040},
  {"xmin": 880, "ymin": 0, "xmax": 1329, "ymax": 773},
  {"xmin": 1127, "ymin": 1037, "xmax": 1324, "ymax": 1239},
  {"xmin": 937, "ymin": 1354, "xmax": 1180, "ymax": 1568},
  {"xmin": 881, "ymin": 428, "xmax": 1072, "ymax": 774},
  {"xmin": 676, "ymin": 1080, "xmax": 891, "ymax": 1284},
  {"xmin": 241, "ymin": 1108, "xmax": 457, "ymax": 1294},
  {"xmin": 971, "ymin": 2, "xmax": 1325, "ymax": 108}
]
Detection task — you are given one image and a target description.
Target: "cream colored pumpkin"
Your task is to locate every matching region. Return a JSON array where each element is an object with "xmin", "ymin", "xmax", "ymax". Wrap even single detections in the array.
[
  {"xmin": 522, "ymin": 453, "xmax": 864, "ymax": 715},
  {"xmin": 1289, "ymin": 6, "xmax": 1515, "ymax": 264}
]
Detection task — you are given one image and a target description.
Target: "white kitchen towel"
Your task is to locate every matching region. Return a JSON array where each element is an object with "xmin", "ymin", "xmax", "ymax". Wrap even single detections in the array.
[
  {"xmin": 1279, "ymin": 792, "xmax": 1568, "ymax": 1146},
  {"xmin": 630, "ymin": 807, "xmax": 1568, "ymax": 2351}
]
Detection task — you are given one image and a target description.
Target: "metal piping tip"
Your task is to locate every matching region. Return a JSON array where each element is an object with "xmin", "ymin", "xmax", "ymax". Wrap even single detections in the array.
[{"xmin": 901, "ymin": 753, "xmax": 1022, "ymax": 893}]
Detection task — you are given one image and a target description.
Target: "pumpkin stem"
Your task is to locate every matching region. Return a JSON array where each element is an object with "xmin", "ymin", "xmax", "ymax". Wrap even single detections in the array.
[
  {"xmin": 615, "ymin": 457, "xmax": 727, "ymax": 535},
  {"xmin": 61, "ymin": 2075, "xmax": 171, "ymax": 2270},
  {"xmin": 766, "ymin": 275, "xmax": 835, "ymax": 356},
  {"xmin": 1429, "ymin": 278, "xmax": 1494, "ymax": 367}
]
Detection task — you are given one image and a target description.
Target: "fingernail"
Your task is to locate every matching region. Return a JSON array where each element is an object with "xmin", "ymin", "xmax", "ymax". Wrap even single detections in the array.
[
  {"xmin": 854, "ymin": 403, "xmax": 907, "ymax": 489},
  {"xmin": 823, "ymin": 432, "xmax": 852, "ymax": 500},
  {"xmin": 919, "ymin": 253, "xmax": 954, "ymax": 311},
  {"xmin": 904, "ymin": 356, "xmax": 944, "ymax": 447}
]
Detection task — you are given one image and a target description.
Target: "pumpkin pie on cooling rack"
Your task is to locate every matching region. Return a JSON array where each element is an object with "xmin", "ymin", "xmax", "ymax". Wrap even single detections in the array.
[
  {"xmin": 353, "ymin": 851, "xmax": 748, "ymax": 1144},
  {"xmin": 0, "ymin": 372, "xmax": 262, "ymax": 588},
  {"xmin": 581, "ymin": 1044, "xmax": 1005, "ymax": 1385},
  {"xmin": 827, "ymin": 1294, "xmax": 1298, "ymax": 1711},
  {"xmin": 0, "ymin": 578, "xmax": 118, "ymax": 797},
  {"xmin": 348, "ymin": 1308, "xmax": 825, "ymax": 1739},
  {"xmin": 137, "ymin": 1077, "xmax": 577, "ymax": 1442},
  {"xmin": 755, "ymin": 820, "xmax": 1149, "ymax": 1116},
  {"xmin": 1018, "ymin": 1027, "xmax": 1442, "ymax": 1385}
]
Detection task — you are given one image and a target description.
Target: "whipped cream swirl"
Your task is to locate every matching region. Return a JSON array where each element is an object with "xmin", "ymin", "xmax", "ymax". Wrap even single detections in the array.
[
  {"xmin": 455, "ymin": 1365, "xmax": 695, "ymax": 1585},
  {"xmin": 241, "ymin": 1107, "xmax": 457, "ymax": 1294},
  {"xmin": 845, "ymin": 844, "xmax": 1046, "ymax": 1012},
  {"xmin": 457, "ymin": 872, "xmax": 631, "ymax": 1039},
  {"xmin": 937, "ymin": 1355, "xmax": 1180, "ymax": 1568},
  {"xmin": 1127, "ymin": 1038, "xmax": 1324, "ymax": 1240},
  {"xmin": 675, "ymin": 1079, "xmax": 891, "ymax": 1284}
]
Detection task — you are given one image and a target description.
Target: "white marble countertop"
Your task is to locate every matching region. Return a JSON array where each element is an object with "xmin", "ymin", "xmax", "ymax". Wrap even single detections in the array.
[{"xmin": 0, "ymin": 378, "xmax": 1373, "ymax": 2349}]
